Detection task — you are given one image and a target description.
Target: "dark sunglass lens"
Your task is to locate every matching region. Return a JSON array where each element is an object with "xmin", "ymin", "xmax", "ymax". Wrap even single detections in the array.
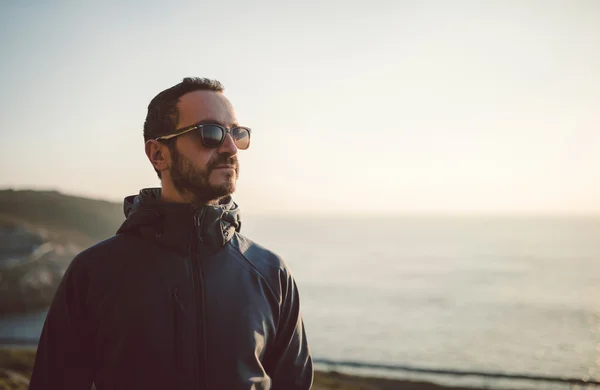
[
  {"xmin": 232, "ymin": 128, "xmax": 250, "ymax": 150},
  {"xmin": 201, "ymin": 125, "xmax": 225, "ymax": 147}
]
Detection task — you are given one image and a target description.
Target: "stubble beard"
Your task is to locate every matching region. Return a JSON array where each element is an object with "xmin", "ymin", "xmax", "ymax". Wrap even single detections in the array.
[{"xmin": 169, "ymin": 148, "xmax": 238, "ymax": 205}]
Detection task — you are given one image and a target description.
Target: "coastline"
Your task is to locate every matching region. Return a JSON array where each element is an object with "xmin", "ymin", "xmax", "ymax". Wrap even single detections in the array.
[
  {"xmin": 313, "ymin": 370, "xmax": 492, "ymax": 389},
  {"xmin": 0, "ymin": 347, "xmax": 493, "ymax": 390}
]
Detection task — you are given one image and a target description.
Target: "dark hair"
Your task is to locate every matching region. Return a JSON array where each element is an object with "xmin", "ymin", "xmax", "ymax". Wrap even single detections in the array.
[{"xmin": 144, "ymin": 77, "xmax": 225, "ymax": 179}]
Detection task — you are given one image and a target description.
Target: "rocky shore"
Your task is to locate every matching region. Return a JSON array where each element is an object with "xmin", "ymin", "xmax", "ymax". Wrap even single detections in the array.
[{"xmin": 0, "ymin": 224, "xmax": 80, "ymax": 315}]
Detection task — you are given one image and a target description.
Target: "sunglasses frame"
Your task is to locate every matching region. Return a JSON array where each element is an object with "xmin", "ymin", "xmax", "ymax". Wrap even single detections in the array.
[{"xmin": 154, "ymin": 123, "xmax": 252, "ymax": 149}]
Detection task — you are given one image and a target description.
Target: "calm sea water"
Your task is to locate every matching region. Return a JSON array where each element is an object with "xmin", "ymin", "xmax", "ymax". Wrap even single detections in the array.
[{"xmin": 2, "ymin": 216, "xmax": 599, "ymax": 389}]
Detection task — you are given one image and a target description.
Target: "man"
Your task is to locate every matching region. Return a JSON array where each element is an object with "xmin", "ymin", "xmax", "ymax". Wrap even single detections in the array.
[{"xmin": 29, "ymin": 77, "xmax": 313, "ymax": 389}]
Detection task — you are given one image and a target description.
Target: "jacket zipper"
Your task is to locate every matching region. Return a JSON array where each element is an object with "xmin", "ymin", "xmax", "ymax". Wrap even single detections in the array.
[
  {"xmin": 172, "ymin": 288, "xmax": 184, "ymax": 369},
  {"xmin": 190, "ymin": 208, "xmax": 207, "ymax": 390}
]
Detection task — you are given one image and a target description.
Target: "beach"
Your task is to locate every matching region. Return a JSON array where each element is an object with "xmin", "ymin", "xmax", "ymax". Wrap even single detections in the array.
[
  {"xmin": 312, "ymin": 370, "xmax": 491, "ymax": 390},
  {"xmin": 0, "ymin": 347, "xmax": 494, "ymax": 390}
]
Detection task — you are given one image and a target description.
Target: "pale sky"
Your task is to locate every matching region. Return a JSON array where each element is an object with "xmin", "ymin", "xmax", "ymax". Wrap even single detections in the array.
[{"xmin": 1, "ymin": 1, "xmax": 599, "ymax": 215}]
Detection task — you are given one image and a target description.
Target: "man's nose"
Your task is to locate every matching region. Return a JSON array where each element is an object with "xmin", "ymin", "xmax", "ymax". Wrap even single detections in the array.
[{"xmin": 218, "ymin": 133, "xmax": 238, "ymax": 156}]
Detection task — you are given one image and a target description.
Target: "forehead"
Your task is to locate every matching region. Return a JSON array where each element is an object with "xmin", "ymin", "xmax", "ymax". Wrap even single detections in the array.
[{"xmin": 176, "ymin": 90, "xmax": 237, "ymax": 127}]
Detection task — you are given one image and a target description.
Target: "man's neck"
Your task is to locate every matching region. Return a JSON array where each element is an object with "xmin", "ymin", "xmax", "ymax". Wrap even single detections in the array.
[
  {"xmin": 159, "ymin": 186, "xmax": 188, "ymax": 204},
  {"xmin": 160, "ymin": 186, "xmax": 222, "ymax": 207}
]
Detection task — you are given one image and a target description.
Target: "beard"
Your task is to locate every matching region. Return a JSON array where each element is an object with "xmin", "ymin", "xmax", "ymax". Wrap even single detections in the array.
[{"xmin": 169, "ymin": 146, "xmax": 238, "ymax": 205}]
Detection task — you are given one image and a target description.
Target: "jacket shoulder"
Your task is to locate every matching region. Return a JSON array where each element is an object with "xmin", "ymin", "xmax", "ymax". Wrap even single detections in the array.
[
  {"xmin": 69, "ymin": 234, "xmax": 137, "ymax": 265},
  {"xmin": 229, "ymin": 233, "xmax": 289, "ymax": 271},
  {"xmin": 64, "ymin": 234, "xmax": 150, "ymax": 284},
  {"xmin": 228, "ymin": 233, "xmax": 295, "ymax": 294}
]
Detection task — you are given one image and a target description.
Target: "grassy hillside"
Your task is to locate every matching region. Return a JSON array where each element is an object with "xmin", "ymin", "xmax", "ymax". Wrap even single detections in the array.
[{"xmin": 0, "ymin": 189, "xmax": 124, "ymax": 245}]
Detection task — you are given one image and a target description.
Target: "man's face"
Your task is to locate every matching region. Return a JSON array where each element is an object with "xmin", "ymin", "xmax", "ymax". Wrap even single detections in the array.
[{"xmin": 167, "ymin": 90, "xmax": 240, "ymax": 204}]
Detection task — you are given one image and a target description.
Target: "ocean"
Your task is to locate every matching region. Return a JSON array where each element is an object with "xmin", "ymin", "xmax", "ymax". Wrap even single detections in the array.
[{"xmin": 2, "ymin": 216, "xmax": 599, "ymax": 389}]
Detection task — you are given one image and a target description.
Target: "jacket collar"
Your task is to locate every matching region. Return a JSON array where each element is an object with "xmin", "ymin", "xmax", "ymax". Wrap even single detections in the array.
[{"xmin": 116, "ymin": 188, "xmax": 241, "ymax": 255}]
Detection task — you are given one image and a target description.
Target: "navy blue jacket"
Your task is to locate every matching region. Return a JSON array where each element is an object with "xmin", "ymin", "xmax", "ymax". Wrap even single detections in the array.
[{"xmin": 30, "ymin": 188, "xmax": 313, "ymax": 389}]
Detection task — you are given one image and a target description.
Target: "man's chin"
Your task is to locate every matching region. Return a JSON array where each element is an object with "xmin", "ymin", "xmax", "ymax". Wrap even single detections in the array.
[
  {"xmin": 210, "ymin": 170, "xmax": 236, "ymax": 183},
  {"xmin": 208, "ymin": 180, "xmax": 236, "ymax": 197}
]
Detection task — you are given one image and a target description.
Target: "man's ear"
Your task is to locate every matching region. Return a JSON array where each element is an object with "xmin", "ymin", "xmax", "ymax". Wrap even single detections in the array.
[{"xmin": 145, "ymin": 140, "xmax": 170, "ymax": 173}]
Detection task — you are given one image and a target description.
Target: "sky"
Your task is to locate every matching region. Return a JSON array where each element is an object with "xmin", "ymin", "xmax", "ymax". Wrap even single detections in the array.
[{"xmin": 1, "ymin": 0, "xmax": 599, "ymax": 215}]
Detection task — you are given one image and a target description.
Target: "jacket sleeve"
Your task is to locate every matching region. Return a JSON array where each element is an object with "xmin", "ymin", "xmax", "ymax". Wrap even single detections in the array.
[
  {"xmin": 29, "ymin": 253, "xmax": 95, "ymax": 389},
  {"xmin": 266, "ymin": 269, "xmax": 313, "ymax": 389}
]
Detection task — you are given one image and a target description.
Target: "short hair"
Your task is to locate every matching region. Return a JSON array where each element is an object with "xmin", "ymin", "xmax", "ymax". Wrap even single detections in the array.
[{"xmin": 144, "ymin": 77, "xmax": 225, "ymax": 179}]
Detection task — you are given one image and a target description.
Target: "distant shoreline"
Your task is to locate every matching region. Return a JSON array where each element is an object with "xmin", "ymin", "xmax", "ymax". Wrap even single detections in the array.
[
  {"xmin": 0, "ymin": 340, "xmax": 595, "ymax": 386},
  {"xmin": 3, "ymin": 344, "xmax": 599, "ymax": 389},
  {"xmin": 0, "ymin": 346, "xmax": 503, "ymax": 390}
]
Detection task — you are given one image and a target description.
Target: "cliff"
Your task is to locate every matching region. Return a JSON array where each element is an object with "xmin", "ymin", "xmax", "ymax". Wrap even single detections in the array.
[{"xmin": 0, "ymin": 189, "xmax": 124, "ymax": 314}]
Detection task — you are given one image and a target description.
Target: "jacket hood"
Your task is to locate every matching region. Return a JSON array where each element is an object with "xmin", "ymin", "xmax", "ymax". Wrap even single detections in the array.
[{"xmin": 117, "ymin": 188, "xmax": 241, "ymax": 255}]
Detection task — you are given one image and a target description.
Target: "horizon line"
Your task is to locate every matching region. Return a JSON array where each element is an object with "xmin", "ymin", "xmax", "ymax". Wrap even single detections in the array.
[{"xmin": 2, "ymin": 187, "xmax": 599, "ymax": 218}]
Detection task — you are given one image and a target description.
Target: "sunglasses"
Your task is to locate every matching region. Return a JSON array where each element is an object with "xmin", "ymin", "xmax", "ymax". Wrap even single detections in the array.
[{"xmin": 155, "ymin": 123, "xmax": 251, "ymax": 150}]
